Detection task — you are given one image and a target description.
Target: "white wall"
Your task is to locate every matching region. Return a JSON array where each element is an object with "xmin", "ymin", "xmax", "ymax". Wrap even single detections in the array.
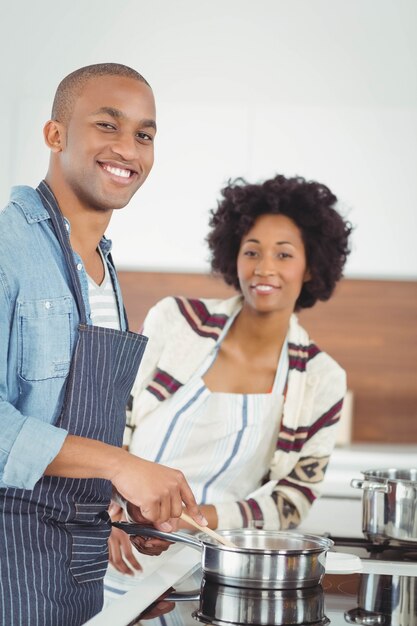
[{"xmin": 2, "ymin": 0, "xmax": 416, "ymax": 278}]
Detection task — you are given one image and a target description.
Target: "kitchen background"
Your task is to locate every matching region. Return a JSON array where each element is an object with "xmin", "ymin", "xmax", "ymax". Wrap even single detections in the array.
[
  {"xmin": 2, "ymin": 5, "xmax": 417, "ymax": 623},
  {"xmin": 1, "ymin": 0, "xmax": 416, "ymax": 444}
]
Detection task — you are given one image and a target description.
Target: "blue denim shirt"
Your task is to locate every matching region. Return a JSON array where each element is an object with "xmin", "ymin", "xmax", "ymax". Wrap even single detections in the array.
[{"xmin": 0, "ymin": 185, "xmax": 127, "ymax": 489}]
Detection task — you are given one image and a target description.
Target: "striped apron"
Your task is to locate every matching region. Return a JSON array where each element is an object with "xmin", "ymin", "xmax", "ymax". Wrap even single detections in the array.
[{"xmin": 0, "ymin": 182, "xmax": 147, "ymax": 626}]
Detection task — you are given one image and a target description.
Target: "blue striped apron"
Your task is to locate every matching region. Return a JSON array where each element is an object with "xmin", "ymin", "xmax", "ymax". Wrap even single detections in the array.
[{"xmin": 0, "ymin": 181, "xmax": 148, "ymax": 626}]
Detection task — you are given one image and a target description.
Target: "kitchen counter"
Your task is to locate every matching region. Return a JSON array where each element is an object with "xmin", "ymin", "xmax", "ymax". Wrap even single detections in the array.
[
  {"xmin": 84, "ymin": 544, "xmax": 200, "ymax": 625},
  {"xmin": 84, "ymin": 443, "xmax": 417, "ymax": 625},
  {"xmin": 315, "ymin": 442, "xmax": 417, "ymax": 496},
  {"xmin": 298, "ymin": 442, "xmax": 417, "ymax": 537}
]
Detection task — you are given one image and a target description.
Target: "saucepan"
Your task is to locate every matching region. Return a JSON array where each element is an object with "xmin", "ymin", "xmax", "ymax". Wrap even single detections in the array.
[
  {"xmin": 351, "ymin": 468, "xmax": 417, "ymax": 545},
  {"xmin": 113, "ymin": 522, "xmax": 334, "ymax": 590},
  {"xmin": 344, "ymin": 573, "xmax": 417, "ymax": 626},
  {"xmin": 193, "ymin": 577, "xmax": 329, "ymax": 626}
]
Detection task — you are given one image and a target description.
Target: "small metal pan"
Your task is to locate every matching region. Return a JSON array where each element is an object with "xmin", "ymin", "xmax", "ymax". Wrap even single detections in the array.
[{"xmin": 113, "ymin": 522, "xmax": 333, "ymax": 590}]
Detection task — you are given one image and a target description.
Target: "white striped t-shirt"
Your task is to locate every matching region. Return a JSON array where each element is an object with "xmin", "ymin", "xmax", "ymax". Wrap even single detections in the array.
[{"xmin": 87, "ymin": 252, "xmax": 120, "ymax": 330}]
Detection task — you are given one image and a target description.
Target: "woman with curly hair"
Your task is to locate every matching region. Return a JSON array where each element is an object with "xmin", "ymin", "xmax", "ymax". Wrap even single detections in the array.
[{"xmin": 108, "ymin": 174, "xmax": 352, "ymax": 575}]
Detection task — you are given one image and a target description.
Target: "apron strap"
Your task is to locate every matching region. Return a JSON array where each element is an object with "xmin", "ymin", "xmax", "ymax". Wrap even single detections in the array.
[
  {"xmin": 107, "ymin": 251, "xmax": 130, "ymax": 331},
  {"xmin": 36, "ymin": 181, "xmax": 88, "ymax": 325},
  {"xmin": 37, "ymin": 180, "xmax": 131, "ymax": 330}
]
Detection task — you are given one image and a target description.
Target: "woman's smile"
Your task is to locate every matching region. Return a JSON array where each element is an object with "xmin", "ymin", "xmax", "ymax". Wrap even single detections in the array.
[
  {"xmin": 250, "ymin": 283, "xmax": 281, "ymax": 294},
  {"xmin": 237, "ymin": 213, "xmax": 309, "ymax": 317}
]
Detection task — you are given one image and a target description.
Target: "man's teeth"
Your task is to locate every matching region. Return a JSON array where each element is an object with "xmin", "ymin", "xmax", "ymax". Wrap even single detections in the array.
[{"xmin": 103, "ymin": 165, "xmax": 131, "ymax": 178}]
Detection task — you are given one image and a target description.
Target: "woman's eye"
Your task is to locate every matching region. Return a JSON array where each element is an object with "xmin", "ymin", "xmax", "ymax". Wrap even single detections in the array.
[
  {"xmin": 278, "ymin": 252, "xmax": 291, "ymax": 259},
  {"xmin": 243, "ymin": 250, "xmax": 257, "ymax": 257}
]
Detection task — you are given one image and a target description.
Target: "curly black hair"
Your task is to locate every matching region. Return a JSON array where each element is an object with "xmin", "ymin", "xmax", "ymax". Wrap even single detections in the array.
[{"xmin": 207, "ymin": 174, "xmax": 352, "ymax": 310}]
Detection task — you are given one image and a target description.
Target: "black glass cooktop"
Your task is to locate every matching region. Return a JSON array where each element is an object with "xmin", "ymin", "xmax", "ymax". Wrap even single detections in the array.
[
  {"xmin": 128, "ymin": 565, "xmax": 417, "ymax": 626},
  {"xmin": 328, "ymin": 535, "xmax": 417, "ymax": 563}
]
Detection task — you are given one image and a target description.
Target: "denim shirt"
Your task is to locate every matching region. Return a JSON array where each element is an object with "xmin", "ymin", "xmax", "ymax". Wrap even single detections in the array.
[{"xmin": 0, "ymin": 185, "xmax": 127, "ymax": 489}]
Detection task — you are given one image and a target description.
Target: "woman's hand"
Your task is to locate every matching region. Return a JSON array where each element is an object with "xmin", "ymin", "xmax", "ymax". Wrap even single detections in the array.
[
  {"xmin": 136, "ymin": 591, "xmax": 176, "ymax": 621},
  {"xmin": 108, "ymin": 522, "xmax": 142, "ymax": 575},
  {"xmin": 108, "ymin": 502, "xmax": 142, "ymax": 575}
]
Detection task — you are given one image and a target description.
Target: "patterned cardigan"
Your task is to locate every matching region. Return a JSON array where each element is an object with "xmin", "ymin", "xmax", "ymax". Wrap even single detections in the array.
[{"xmin": 130, "ymin": 295, "xmax": 346, "ymax": 530}]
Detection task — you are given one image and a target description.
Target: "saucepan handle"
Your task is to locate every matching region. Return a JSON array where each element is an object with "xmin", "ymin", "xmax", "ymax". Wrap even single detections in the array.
[
  {"xmin": 344, "ymin": 608, "xmax": 385, "ymax": 625},
  {"xmin": 164, "ymin": 589, "xmax": 200, "ymax": 602},
  {"xmin": 350, "ymin": 479, "xmax": 390, "ymax": 493},
  {"xmin": 112, "ymin": 521, "xmax": 203, "ymax": 550}
]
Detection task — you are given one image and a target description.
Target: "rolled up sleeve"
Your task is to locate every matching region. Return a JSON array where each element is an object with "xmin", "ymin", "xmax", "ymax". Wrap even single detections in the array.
[{"xmin": 0, "ymin": 403, "xmax": 68, "ymax": 489}]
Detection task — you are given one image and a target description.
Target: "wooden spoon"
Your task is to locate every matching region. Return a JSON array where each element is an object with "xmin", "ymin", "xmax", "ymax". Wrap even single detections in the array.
[{"xmin": 180, "ymin": 511, "xmax": 238, "ymax": 549}]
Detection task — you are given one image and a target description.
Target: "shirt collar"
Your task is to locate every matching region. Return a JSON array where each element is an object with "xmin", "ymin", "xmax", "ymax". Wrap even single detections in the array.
[
  {"xmin": 10, "ymin": 185, "xmax": 113, "ymax": 254},
  {"xmin": 11, "ymin": 185, "xmax": 50, "ymax": 223}
]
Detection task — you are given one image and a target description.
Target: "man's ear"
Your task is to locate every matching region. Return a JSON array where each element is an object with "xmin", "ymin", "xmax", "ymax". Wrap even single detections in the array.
[{"xmin": 43, "ymin": 120, "xmax": 65, "ymax": 152}]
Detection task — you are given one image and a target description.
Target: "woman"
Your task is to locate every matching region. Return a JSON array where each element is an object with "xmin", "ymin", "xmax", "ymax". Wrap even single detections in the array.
[{"xmin": 108, "ymin": 173, "xmax": 352, "ymax": 575}]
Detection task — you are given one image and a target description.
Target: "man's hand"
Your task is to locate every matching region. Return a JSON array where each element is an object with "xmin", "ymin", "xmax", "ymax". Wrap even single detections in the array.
[
  {"xmin": 178, "ymin": 504, "xmax": 218, "ymax": 530},
  {"xmin": 125, "ymin": 505, "xmax": 174, "ymax": 557},
  {"xmin": 45, "ymin": 435, "xmax": 207, "ymax": 529},
  {"xmin": 108, "ymin": 503, "xmax": 174, "ymax": 573},
  {"xmin": 110, "ymin": 454, "xmax": 207, "ymax": 531}
]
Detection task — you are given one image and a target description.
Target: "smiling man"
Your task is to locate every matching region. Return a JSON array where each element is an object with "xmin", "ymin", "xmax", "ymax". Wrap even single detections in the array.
[{"xmin": 0, "ymin": 63, "xmax": 205, "ymax": 626}]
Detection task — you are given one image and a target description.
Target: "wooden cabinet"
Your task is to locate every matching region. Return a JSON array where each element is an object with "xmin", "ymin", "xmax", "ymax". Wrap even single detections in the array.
[{"xmin": 118, "ymin": 272, "xmax": 417, "ymax": 444}]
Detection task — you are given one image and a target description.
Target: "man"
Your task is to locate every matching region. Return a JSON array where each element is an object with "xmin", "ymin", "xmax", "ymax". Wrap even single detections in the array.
[{"xmin": 0, "ymin": 63, "xmax": 206, "ymax": 626}]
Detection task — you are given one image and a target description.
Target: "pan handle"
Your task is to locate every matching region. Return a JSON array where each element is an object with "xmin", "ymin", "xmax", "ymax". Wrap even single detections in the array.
[
  {"xmin": 344, "ymin": 608, "xmax": 386, "ymax": 625},
  {"xmin": 164, "ymin": 589, "xmax": 200, "ymax": 602},
  {"xmin": 350, "ymin": 479, "xmax": 389, "ymax": 493},
  {"xmin": 111, "ymin": 521, "xmax": 203, "ymax": 550}
]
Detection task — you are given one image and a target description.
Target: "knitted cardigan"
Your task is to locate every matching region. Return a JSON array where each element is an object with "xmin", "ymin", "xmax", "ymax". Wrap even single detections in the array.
[{"xmin": 131, "ymin": 295, "xmax": 346, "ymax": 530}]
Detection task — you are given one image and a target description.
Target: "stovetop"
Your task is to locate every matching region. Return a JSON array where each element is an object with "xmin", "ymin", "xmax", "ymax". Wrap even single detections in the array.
[
  {"xmin": 328, "ymin": 535, "xmax": 417, "ymax": 560},
  {"xmin": 129, "ymin": 568, "xmax": 417, "ymax": 626},
  {"xmin": 128, "ymin": 538, "xmax": 417, "ymax": 626},
  {"xmin": 329, "ymin": 535, "xmax": 417, "ymax": 579}
]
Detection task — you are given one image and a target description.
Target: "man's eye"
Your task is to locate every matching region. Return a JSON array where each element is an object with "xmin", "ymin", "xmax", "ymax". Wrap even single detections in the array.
[
  {"xmin": 96, "ymin": 122, "xmax": 116, "ymax": 130},
  {"xmin": 136, "ymin": 132, "xmax": 154, "ymax": 142}
]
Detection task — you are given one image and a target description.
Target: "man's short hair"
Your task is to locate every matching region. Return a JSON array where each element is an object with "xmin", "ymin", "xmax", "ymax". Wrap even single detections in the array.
[{"xmin": 51, "ymin": 63, "xmax": 150, "ymax": 125}]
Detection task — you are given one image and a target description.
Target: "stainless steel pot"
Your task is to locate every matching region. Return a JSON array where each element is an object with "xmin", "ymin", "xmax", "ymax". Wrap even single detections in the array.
[
  {"xmin": 344, "ymin": 573, "xmax": 417, "ymax": 626},
  {"xmin": 113, "ymin": 523, "xmax": 333, "ymax": 590},
  {"xmin": 193, "ymin": 577, "xmax": 329, "ymax": 625},
  {"xmin": 351, "ymin": 469, "xmax": 417, "ymax": 545}
]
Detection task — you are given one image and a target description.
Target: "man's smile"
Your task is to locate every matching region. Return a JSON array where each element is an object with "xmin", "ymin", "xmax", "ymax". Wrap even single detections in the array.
[{"xmin": 98, "ymin": 161, "xmax": 139, "ymax": 185}]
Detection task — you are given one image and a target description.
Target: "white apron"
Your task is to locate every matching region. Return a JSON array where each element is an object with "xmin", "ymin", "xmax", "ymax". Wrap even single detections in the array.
[{"xmin": 131, "ymin": 314, "xmax": 288, "ymax": 505}]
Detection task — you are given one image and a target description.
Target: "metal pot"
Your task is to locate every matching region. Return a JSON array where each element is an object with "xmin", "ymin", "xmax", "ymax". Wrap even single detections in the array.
[
  {"xmin": 344, "ymin": 573, "xmax": 417, "ymax": 626},
  {"xmin": 193, "ymin": 577, "xmax": 329, "ymax": 625},
  {"xmin": 113, "ymin": 523, "xmax": 333, "ymax": 590},
  {"xmin": 351, "ymin": 469, "xmax": 417, "ymax": 545}
]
